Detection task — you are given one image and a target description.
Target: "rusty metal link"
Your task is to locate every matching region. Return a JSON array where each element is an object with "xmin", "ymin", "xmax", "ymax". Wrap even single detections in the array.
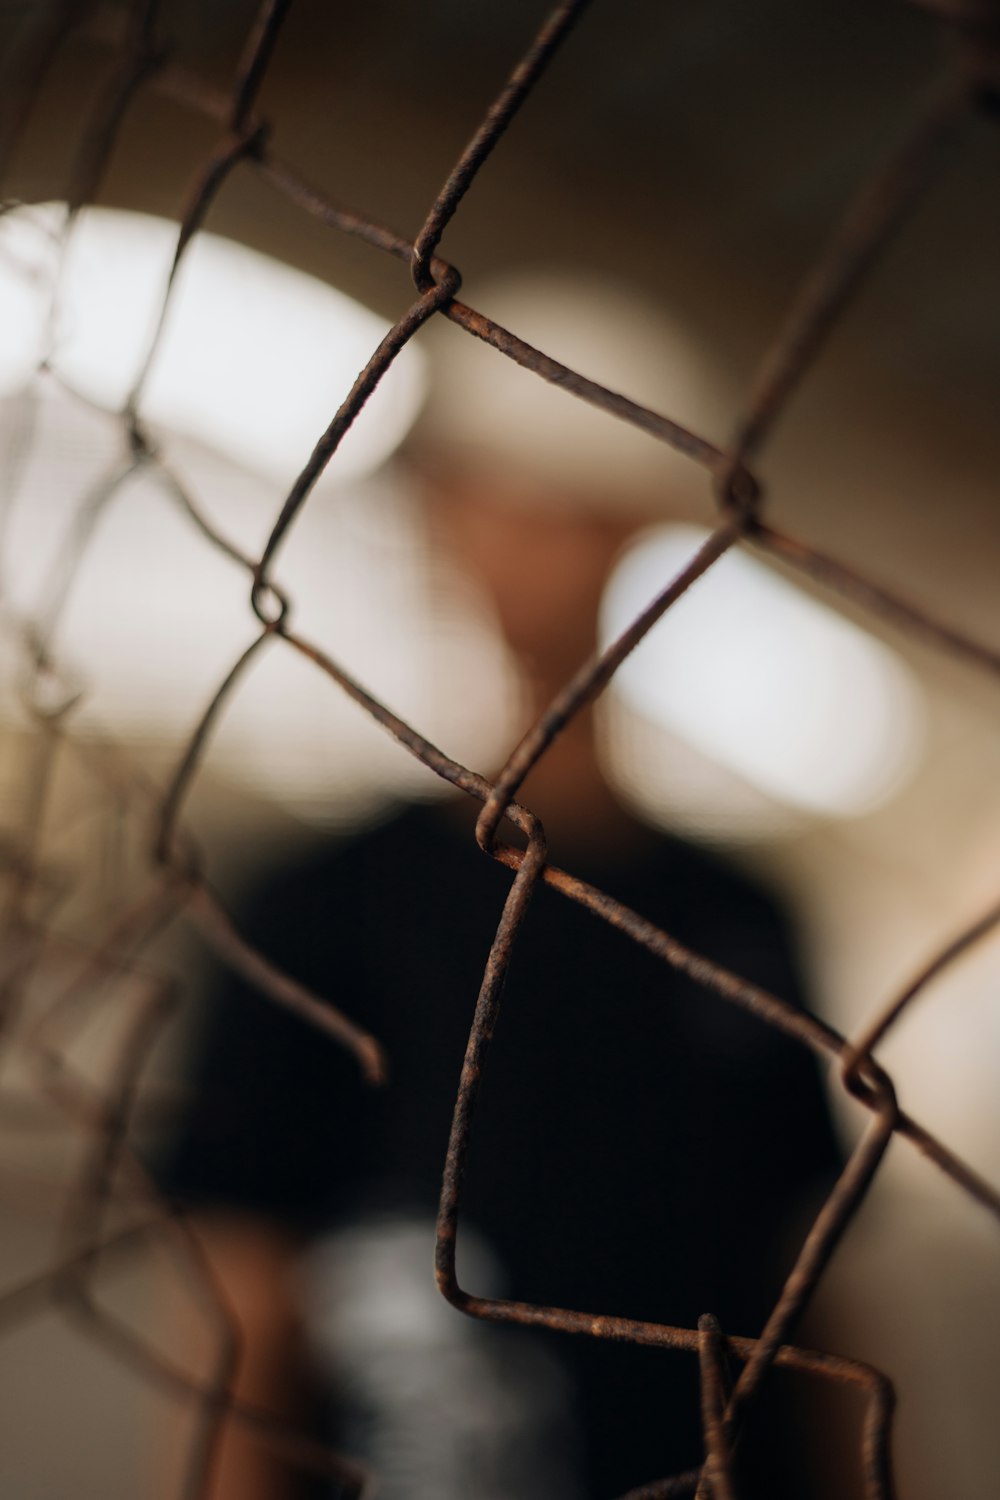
[
  {"xmin": 474, "ymin": 518, "xmax": 745, "ymax": 859},
  {"xmin": 0, "ymin": 0, "xmax": 998, "ymax": 1497},
  {"xmin": 409, "ymin": 0, "xmax": 591, "ymax": 294},
  {"xmin": 696, "ymin": 1315, "xmax": 736, "ymax": 1500},
  {"xmin": 0, "ymin": 0, "xmax": 96, "ymax": 182},
  {"xmin": 62, "ymin": 0, "xmax": 165, "ymax": 217}
]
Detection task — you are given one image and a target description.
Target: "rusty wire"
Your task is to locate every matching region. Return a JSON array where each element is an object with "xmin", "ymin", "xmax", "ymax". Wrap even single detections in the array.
[{"xmin": 0, "ymin": 0, "xmax": 998, "ymax": 1496}]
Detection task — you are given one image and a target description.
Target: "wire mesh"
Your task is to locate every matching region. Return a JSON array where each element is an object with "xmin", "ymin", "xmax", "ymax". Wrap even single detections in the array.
[{"xmin": 0, "ymin": 1, "xmax": 999, "ymax": 1496}]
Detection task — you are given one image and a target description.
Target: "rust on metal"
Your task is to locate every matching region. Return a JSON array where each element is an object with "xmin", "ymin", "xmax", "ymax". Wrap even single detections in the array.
[{"xmin": 0, "ymin": 0, "xmax": 997, "ymax": 1495}]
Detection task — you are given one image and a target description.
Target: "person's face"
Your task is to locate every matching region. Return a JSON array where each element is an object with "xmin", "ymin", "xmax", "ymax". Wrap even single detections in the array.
[{"xmin": 426, "ymin": 467, "xmax": 641, "ymax": 683}]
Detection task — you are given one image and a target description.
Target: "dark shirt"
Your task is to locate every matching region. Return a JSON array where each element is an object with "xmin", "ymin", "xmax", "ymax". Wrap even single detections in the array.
[{"xmin": 160, "ymin": 800, "xmax": 839, "ymax": 1497}]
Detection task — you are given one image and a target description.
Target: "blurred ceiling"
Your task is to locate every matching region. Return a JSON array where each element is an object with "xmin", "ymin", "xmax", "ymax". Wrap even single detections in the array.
[
  {"xmin": 5, "ymin": 2, "xmax": 995, "ymax": 329},
  {"xmin": 3, "ymin": 0, "xmax": 999, "ymax": 628}
]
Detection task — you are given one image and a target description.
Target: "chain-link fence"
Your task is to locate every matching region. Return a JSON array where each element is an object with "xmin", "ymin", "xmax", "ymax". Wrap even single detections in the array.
[{"xmin": 0, "ymin": 2, "xmax": 999, "ymax": 1496}]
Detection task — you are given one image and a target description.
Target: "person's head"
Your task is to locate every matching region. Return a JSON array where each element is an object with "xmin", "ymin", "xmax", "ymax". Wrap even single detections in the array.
[{"xmin": 406, "ymin": 272, "xmax": 725, "ymax": 687}]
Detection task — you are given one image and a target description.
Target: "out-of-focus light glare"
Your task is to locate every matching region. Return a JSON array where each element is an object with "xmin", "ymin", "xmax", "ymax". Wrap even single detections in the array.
[
  {"xmin": 0, "ymin": 205, "xmax": 63, "ymax": 391},
  {"xmin": 601, "ymin": 525, "xmax": 925, "ymax": 819},
  {"xmin": 0, "ymin": 205, "xmax": 516, "ymax": 821},
  {"xmin": 0, "ymin": 205, "xmax": 426, "ymax": 487},
  {"xmin": 0, "ymin": 383, "xmax": 519, "ymax": 822}
]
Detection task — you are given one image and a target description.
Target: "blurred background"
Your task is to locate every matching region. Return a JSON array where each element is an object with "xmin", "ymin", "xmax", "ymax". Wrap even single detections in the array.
[{"xmin": 0, "ymin": 1, "xmax": 998, "ymax": 1496}]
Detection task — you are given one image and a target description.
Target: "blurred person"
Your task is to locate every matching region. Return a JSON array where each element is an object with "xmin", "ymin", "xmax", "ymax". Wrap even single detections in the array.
[{"xmin": 154, "ymin": 275, "xmax": 840, "ymax": 1499}]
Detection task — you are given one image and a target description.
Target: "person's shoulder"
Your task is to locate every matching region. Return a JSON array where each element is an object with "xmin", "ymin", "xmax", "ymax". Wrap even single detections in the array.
[
  {"xmin": 627, "ymin": 823, "xmax": 812, "ymax": 1022},
  {"xmin": 252, "ymin": 799, "xmax": 427, "ymax": 899},
  {"xmin": 219, "ymin": 804, "xmax": 425, "ymax": 965},
  {"xmin": 639, "ymin": 823, "xmax": 790, "ymax": 927}
]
